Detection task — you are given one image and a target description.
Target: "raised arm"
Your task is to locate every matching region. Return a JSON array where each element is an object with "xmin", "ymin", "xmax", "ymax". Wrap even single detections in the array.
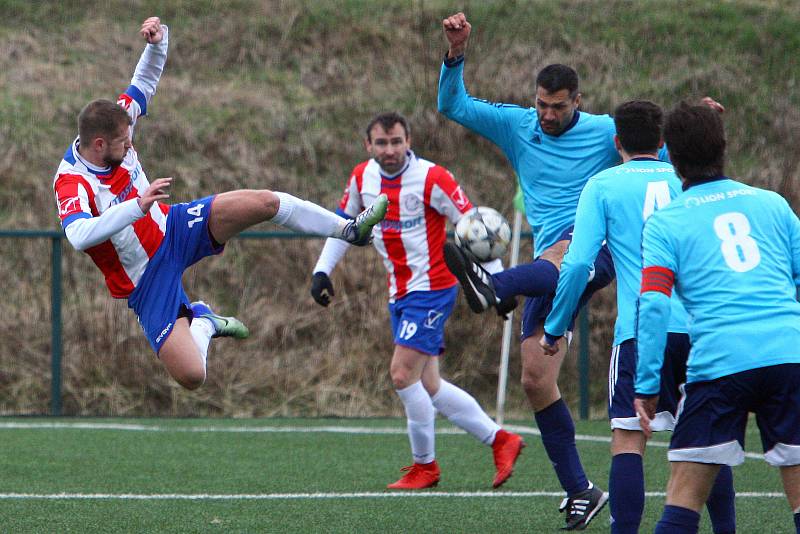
[
  {"xmin": 437, "ymin": 13, "xmax": 522, "ymax": 156},
  {"xmin": 118, "ymin": 17, "xmax": 169, "ymax": 132}
]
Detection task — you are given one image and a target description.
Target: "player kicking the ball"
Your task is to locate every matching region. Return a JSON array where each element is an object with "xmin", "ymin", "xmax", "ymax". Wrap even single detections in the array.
[
  {"xmin": 53, "ymin": 17, "xmax": 387, "ymax": 390},
  {"xmin": 309, "ymin": 112, "xmax": 524, "ymax": 489}
]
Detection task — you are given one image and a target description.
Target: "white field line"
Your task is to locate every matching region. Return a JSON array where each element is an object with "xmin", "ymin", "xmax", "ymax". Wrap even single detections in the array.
[
  {"xmin": 0, "ymin": 421, "xmax": 765, "ymax": 461},
  {"xmin": 0, "ymin": 491, "xmax": 784, "ymax": 500}
]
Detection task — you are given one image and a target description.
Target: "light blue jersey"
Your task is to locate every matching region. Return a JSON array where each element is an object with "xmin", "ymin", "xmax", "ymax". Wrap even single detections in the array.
[
  {"xmin": 545, "ymin": 159, "xmax": 689, "ymax": 345},
  {"xmin": 635, "ymin": 178, "xmax": 800, "ymax": 395},
  {"xmin": 438, "ymin": 59, "xmax": 621, "ymax": 257}
]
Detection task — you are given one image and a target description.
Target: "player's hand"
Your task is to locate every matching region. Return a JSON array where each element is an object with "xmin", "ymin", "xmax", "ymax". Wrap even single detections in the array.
[
  {"xmin": 539, "ymin": 334, "xmax": 560, "ymax": 356},
  {"xmin": 700, "ymin": 96, "xmax": 725, "ymax": 114},
  {"xmin": 443, "ymin": 12, "xmax": 472, "ymax": 58},
  {"xmin": 140, "ymin": 17, "xmax": 164, "ymax": 44},
  {"xmin": 311, "ymin": 272, "xmax": 335, "ymax": 307},
  {"xmin": 138, "ymin": 177, "xmax": 171, "ymax": 214},
  {"xmin": 634, "ymin": 396, "xmax": 658, "ymax": 440}
]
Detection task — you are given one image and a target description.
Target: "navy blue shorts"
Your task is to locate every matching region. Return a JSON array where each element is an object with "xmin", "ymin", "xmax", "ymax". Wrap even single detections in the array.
[
  {"xmin": 127, "ymin": 196, "xmax": 223, "ymax": 354},
  {"xmin": 609, "ymin": 333, "xmax": 689, "ymax": 431},
  {"xmin": 388, "ymin": 286, "xmax": 457, "ymax": 356},
  {"xmin": 669, "ymin": 363, "xmax": 800, "ymax": 466},
  {"xmin": 520, "ymin": 226, "xmax": 615, "ymax": 341}
]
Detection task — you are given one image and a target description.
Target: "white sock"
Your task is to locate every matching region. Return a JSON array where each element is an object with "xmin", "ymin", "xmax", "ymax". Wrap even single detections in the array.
[
  {"xmin": 396, "ymin": 381, "xmax": 435, "ymax": 464},
  {"xmin": 189, "ymin": 317, "xmax": 215, "ymax": 370},
  {"xmin": 431, "ymin": 380, "xmax": 500, "ymax": 445},
  {"xmin": 271, "ymin": 192, "xmax": 345, "ymax": 237}
]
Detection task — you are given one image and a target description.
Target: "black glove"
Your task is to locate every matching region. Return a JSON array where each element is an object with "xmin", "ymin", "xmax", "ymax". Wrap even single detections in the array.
[{"xmin": 310, "ymin": 272, "xmax": 335, "ymax": 307}]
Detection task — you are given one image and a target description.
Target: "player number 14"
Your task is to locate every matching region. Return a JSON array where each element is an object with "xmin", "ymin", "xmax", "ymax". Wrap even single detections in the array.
[
  {"xmin": 713, "ymin": 212, "xmax": 761, "ymax": 272},
  {"xmin": 187, "ymin": 203, "xmax": 204, "ymax": 228}
]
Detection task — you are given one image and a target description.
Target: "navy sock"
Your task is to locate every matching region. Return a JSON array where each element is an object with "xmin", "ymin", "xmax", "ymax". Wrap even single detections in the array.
[
  {"xmin": 492, "ymin": 259, "xmax": 559, "ymax": 301},
  {"xmin": 534, "ymin": 399, "xmax": 588, "ymax": 495},
  {"xmin": 794, "ymin": 511, "xmax": 799, "ymax": 533},
  {"xmin": 655, "ymin": 505, "xmax": 700, "ymax": 534},
  {"xmin": 609, "ymin": 453, "xmax": 644, "ymax": 534},
  {"xmin": 706, "ymin": 465, "xmax": 736, "ymax": 534}
]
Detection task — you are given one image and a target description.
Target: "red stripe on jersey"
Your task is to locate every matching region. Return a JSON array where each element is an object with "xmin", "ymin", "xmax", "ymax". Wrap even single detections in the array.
[
  {"xmin": 423, "ymin": 172, "xmax": 457, "ymax": 290},
  {"xmin": 339, "ymin": 161, "xmax": 369, "ymax": 213},
  {"xmin": 86, "ymin": 241, "xmax": 135, "ymax": 298},
  {"xmin": 55, "ymin": 173, "xmax": 98, "ymax": 219},
  {"xmin": 381, "ymin": 176, "xmax": 412, "ymax": 296},
  {"xmin": 641, "ymin": 266, "xmax": 675, "ymax": 297},
  {"xmin": 160, "ymin": 202, "xmax": 169, "ymax": 216},
  {"xmin": 105, "ymin": 166, "xmax": 132, "ymax": 193},
  {"xmin": 132, "ymin": 214, "xmax": 163, "ymax": 258}
]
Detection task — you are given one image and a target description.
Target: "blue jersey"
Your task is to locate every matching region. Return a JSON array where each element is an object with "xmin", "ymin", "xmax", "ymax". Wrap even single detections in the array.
[
  {"xmin": 635, "ymin": 178, "xmax": 800, "ymax": 395},
  {"xmin": 545, "ymin": 159, "xmax": 689, "ymax": 345},
  {"xmin": 438, "ymin": 59, "xmax": 621, "ymax": 257}
]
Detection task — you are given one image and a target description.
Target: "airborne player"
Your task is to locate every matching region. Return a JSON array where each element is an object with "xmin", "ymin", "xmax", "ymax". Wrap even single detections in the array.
[{"xmin": 53, "ymin": 17, "xmax": 387, "ymax": 390}]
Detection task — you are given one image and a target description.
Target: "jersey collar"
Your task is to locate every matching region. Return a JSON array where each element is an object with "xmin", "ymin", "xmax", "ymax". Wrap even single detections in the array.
[{"xmin": 682, "ymin": 175, "xmax": 728, "ymax": 191}]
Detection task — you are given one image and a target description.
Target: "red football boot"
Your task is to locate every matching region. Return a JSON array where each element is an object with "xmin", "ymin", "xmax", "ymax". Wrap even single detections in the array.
[
  {"xmin": 492, "ymin": 430, "xmax": 525, "ymax": 488},
  {"xmin": 387, "ymin": 460, "xmax": 441, "ymax": 490}
]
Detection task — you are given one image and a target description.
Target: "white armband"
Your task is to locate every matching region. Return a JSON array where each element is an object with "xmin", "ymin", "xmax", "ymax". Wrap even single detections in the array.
[
  {"xmin": 64, "ymin": 199, "xmax": 146, "ymax": 251},
  {"xmin": 313, "ymin": 237, "xmax": 351, "ymax": 275}
]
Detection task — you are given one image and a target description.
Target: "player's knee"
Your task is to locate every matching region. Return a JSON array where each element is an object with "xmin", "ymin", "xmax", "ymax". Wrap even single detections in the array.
[
  {"xmin": 172, "ymin": 368, "xmax": 206, "ymax": 390},
  {"xmin": 256, "ymin": 190, "xmax": 280, "ymax": 218},
  {"xmin": 390, "ymin": 367, "xmax": 415, "ymax": 390}
]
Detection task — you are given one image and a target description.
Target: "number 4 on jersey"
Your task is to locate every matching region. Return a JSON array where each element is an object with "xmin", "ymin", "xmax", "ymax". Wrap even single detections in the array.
[
  {"xmin": 187, "ymin": 203, "xmax": 204, "ymax": 228},
  {"xmin": 643, "ymin": 181, "xmax": 671, "ymax": 221}
]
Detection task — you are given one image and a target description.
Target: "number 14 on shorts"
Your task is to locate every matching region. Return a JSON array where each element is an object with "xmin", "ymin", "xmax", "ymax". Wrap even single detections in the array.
[{"xmin": 187, "ymin": 203, "xmax": 204, "ymax": 228}]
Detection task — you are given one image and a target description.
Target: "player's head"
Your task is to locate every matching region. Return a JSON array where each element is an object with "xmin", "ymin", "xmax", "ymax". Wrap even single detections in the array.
[
  {"xmin": 535, "ymin": 64, "xmax": 581, "ymax": 136},
  {"xmin": 364, "ymin": 112, "xmax": 411, "ymax": 175},
  {"xmin": 664, "ymin": 102, "xmax": 726, "ymax": 183},
  {"xmin": 78, "ymin": 99, "xmax": 132, "ymax": 167},
  {"xmin": 613, "ymin": 100, "xmax": 663, "ymax": 156}
]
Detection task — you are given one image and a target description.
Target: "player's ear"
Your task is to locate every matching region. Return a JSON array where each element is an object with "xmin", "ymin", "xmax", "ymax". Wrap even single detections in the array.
[
  {"xmin": 573, "ymin": 92, "xmax": 582, "ymax": 108},
  {"xmin": 93, "ymin": 136, "xmax": 107, "ymax": 152},
  {"xmin": 613, "ymin": 134, "xmax": 622, "ymax": 152},
  {"xmin": 658, "ymin": 137, "xmax": 665, "ymax": 149},
  {"xmin": 363, "ymin": 137, "xmax": 371, "ymax": 153}
]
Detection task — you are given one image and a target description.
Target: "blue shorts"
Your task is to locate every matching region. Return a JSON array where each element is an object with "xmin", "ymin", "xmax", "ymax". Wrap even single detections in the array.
[
  {"xmin": 669, "ymin": 363, "xmax": 800, "ymax": 467},
  {"xmin": 388, "ymin": 286, "xmax": 458, "ymax": 356},
  {"xmin": 127, "ymin": 196, "xmax": 223, "ymax": 354},
  {"xmin": 521, "ymin": 226, "xmax": 615, "ymax": 341},
  {"xmin": 609, "ymin": 333, "xmax": 689, "ymax": 431}
]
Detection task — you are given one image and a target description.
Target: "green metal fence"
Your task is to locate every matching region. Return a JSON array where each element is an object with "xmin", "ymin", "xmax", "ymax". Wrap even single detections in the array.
[{"xmin": 0, "ymin": 229, "xmax": 592, "ymax": 418}]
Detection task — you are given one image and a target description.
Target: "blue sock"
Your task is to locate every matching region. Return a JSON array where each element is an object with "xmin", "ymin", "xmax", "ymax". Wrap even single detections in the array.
[
  {"xmin": 534, "ymin": 399, "xmax": 588, "ymax": 495},
  {"xmin": 492, "ymin": 259, "xmax": 559, "ymax": 301},
  {"xmin": 706, "ymin": 465, "xmax": 736, "ymax": 534},
  {"xmin": 655, "ymin": 505, "xmax": 700, "ymax": 534},
  {"xmin": 609, "ymin": 453, "xmax": 644, "ymax": 534},
  {"xmin": 794, "ymin": 511, "xmax": 799, "ymax": 533}
]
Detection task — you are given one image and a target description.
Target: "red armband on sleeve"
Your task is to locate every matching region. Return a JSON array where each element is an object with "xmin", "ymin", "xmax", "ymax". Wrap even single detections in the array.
[{"xmin": 640, "ymin": 266, "xmax": 674, "ymax": 297}]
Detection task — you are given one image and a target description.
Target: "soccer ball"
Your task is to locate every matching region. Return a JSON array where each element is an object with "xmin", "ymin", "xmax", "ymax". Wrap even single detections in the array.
[{"xmin": 454, "ymin": 206, "xmax": 512, "ymax": 262}]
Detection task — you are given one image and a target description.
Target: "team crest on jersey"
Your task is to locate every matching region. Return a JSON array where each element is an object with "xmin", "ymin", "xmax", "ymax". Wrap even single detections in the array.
[
  {"xmin": 403, "ymin": 194, "xmax": 423, "ymax": 214},
  {"xmin": 450, "ymin": 186, "xmax": 469, "ymax": 211}
]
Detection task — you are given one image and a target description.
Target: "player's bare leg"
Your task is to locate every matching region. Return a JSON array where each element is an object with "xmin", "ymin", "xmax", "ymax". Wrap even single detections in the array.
[
  {"xmin": 665, "ymin": 462, "xmax": 721, "ymax": 512},
  {"xmin": 521, "ymin": 326, "xmax": 565, "ymax": 411},
  {"xmin": 780, "ymin": 465, "xmax": 800, "ymax": 511},
  {"xmin": 158, "ymin": 318, "xmax": 207, "ymax": 390}
]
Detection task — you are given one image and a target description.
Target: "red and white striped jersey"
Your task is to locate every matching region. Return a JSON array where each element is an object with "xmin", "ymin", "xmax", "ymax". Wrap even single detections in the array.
[
  {"xmin": 338, "ymin": 152, "xmax": 473, "ymax": 300},
  {"xmin": 53, "ymin": 88, "xmax": 168, "ymax": 298}
]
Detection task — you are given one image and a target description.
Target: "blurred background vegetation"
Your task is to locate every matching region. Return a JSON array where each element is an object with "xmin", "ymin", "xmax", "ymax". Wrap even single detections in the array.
[{"xmin": 0, "ymin": 0, "xmax": 798, "ymax": 417}]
